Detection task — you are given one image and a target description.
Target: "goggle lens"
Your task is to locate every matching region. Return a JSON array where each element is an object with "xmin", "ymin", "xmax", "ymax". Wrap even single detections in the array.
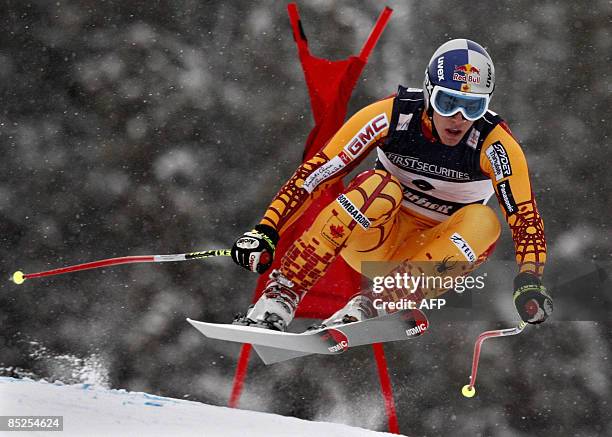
[{"xmin": 431, "ymin": 87, "xmax": 489, "ymax": 121}]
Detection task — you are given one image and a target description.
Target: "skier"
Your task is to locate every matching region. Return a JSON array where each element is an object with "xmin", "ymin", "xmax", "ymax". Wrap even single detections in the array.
[{"xmin": 230, "ymin": 39, "xmax": 553, "ymax": 331}]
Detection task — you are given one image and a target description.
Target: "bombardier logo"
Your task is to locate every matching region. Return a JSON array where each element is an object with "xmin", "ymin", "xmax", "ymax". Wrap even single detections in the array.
[
  {"xmin": 336, "ymin": 194, "xmax": 371, "ymax": 229},
  {"xmin": 345, "ymin": 114, "xmax": 389, "ymax": 157},
  {"xmin": 450, "ymin": 233, "xmax": 477, "ymax": 263},
  {"xmin": 485, "ymin": 142, "xmax": 512, "ymax": 181}
]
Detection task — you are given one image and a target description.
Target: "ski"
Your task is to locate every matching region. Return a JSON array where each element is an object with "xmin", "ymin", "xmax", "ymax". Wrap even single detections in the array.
[
  {"xmin": 252, "ymin": 344, "xmax": 312, "ymax": 365},
  {"xmin": 187, "ymin": 308, "xmax": 429, "ymax": 363}
]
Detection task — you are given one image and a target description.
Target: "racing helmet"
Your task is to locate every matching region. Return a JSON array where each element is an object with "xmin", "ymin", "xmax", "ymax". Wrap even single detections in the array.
[{"xmin": 423, "ymin": 39, "xmax": 495, "ymax": 121}]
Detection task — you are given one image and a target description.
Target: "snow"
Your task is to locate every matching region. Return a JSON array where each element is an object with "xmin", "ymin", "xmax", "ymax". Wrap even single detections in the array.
[{"xmin": 0, "ymin": 377, "xmax": 400, "ymax": 437}]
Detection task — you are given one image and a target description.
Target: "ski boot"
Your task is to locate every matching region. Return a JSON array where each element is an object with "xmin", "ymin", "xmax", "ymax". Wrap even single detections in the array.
[
  {"xmin": 308, "ymin": 294, "xmax": 377, "ymax": 331},
  {"xmin": 233, "ymin": 270, "xmax": 305, "ymax": 332}
]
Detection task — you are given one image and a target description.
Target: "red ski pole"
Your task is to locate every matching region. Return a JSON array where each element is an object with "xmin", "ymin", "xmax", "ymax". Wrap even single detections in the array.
[
  {"xmin": 10, "ymin": 249, "xmax": 231, "ymax": 285},
  {"xmin": 461, "ymin": 321, "xmax": 528, "ymax": 398}
]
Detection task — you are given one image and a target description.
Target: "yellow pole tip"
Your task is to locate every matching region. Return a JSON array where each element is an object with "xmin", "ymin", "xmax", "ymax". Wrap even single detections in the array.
[
  {"xmin": 461, "ymin": 384, "xmax": 476, "ymax": 398},
  {"xmin": 12, "ymin": 271, "xmax": 26, "ymax": 285}
]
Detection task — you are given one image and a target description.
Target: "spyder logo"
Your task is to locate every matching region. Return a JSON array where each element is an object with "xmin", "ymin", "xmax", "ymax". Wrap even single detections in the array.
[{"xmin": 435, "ymin": 256, "xmax": 457, "ymax": 274}]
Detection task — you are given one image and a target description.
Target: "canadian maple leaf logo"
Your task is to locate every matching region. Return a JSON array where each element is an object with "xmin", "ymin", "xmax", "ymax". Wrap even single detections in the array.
[{"xmin": 329, "ymin": 224, "xmax": 345, "ymax": 239}]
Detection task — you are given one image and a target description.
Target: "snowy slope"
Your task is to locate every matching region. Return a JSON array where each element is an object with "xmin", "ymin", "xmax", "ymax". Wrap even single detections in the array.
[{"xmin": 0, "ymin": 377, "xmax": 400, "ymax": 437}]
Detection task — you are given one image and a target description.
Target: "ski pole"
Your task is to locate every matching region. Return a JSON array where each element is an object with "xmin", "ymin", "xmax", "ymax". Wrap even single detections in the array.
[
  {"xmin": 10, "ymin": 249, "xmax": 231, "ymax": 285},
  {"xmin": 461, "ymin": 321, "xmax": 528, "ymax": 398}
]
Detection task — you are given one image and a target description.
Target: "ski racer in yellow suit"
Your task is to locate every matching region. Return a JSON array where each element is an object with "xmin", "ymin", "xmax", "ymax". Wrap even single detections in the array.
[{"xmin": 231, "ymin": 39, "xmax": 553, "ymax": 331}]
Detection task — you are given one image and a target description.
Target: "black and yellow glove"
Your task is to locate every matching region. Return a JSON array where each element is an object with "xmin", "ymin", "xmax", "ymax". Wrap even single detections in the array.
[
  {"xmin": 513, "ymin": 272, "xmax": 553, "ymax": 324},
  {"xmin": 231, "ymin": 224, "xmax": 279, "ymax": 274}
]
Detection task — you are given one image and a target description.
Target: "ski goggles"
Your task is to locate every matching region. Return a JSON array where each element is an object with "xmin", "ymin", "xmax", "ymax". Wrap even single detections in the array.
[{"xmin": 430, "ymin": 86, "xmax": 490, "ymax": 121}]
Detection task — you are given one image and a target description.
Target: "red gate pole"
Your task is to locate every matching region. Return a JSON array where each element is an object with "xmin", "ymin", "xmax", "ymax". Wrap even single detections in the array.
[
  {"xmin": 359, "ymin": 7, "xmax": 393, "ymax": 62},
  {"xmin": 229, "ymin": 3, "xmax": 394, "ymax": 412},
  {"xmin": 372, "ymin": 343, "xmax": 400, "ymax": 434},
  {"xmin": 228, "ymin": 343, "xmax": 252, "ymax": 408}
]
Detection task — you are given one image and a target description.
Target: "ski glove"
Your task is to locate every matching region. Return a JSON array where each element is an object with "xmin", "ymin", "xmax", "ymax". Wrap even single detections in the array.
[
  {"xmin": 231, "ymin": 224, "xmax": 279, "ymax": 274},
  {"xmin": 513, "ymin": 272, "xmax": 553, "ymax": 324}
]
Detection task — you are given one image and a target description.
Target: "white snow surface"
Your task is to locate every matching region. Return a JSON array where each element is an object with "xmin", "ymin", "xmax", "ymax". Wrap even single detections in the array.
[{"xmin": 0, "ymin": 377, "xmax": 400, "ymax": 437}]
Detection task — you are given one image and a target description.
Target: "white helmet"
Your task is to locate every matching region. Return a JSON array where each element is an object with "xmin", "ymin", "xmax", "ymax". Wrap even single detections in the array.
[{"xmin": 423, "ymin": 39, "xmax": 495, "ymax": 121}]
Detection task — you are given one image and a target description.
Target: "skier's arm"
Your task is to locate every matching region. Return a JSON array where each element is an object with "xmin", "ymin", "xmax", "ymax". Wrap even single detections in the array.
[
  {"xmin": 231, "ymin": 97, "xmax": 393, "ymax": 273},
  {"xmin": 260, "ymin": 97, "xmax": 394, "ymax": 236},
  {"xmin": 480, "ymin": 123, "xmax": 552, "ymax": 324},
  {"xmin": 479, "ymin": 122, "xmax": 547, "ymax": 278}
]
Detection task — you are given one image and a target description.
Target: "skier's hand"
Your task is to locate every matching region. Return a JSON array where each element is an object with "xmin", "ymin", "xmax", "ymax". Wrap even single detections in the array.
[
  {"xmin": 513, "ymin": 272, "xmax": 553, "ymax": 324},
  {"xmin": 231, "ymin": 224, "xmax": 279, "ymax": 273}
]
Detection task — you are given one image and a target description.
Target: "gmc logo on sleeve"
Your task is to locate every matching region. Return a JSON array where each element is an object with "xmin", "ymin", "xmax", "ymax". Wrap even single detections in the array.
[{"xmin": 345, "ymin": 114, "xmax": 389, "ymax": 157}]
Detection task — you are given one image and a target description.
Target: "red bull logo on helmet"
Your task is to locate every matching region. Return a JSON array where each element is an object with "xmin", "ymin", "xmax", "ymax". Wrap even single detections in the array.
[{"xmin": 453, "ymin": 63, "xmax": 481, "ymax": 85}]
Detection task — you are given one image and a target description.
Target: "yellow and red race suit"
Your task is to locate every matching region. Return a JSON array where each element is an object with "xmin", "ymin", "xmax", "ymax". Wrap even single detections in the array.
[{"xmin": 259, "ymin": 87, "xmax": 546, "ymax": 297}]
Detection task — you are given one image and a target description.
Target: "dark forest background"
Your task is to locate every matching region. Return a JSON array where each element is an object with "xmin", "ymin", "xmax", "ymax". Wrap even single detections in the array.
[{"xmin": 1, "ymin": 1, "xmax": 610, "ymax": 436}]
